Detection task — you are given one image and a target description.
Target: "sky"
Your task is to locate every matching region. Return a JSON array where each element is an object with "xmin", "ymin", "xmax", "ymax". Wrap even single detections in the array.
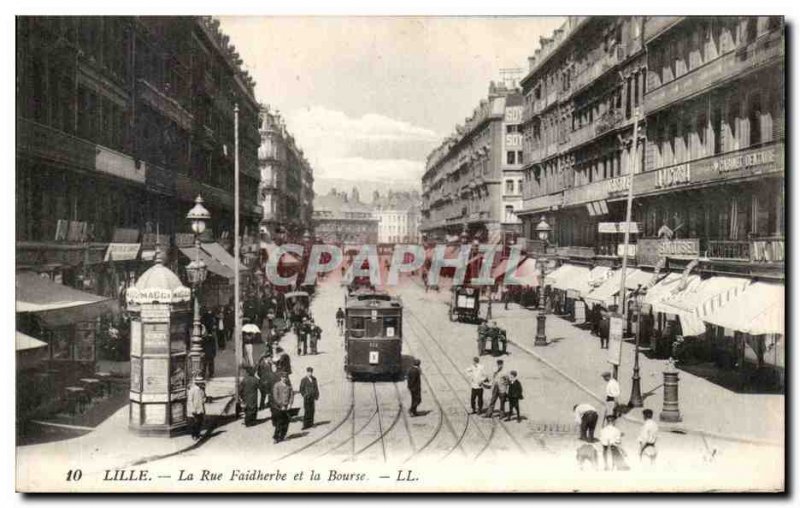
[{"xmin": 218, "ymin": 16, "xmax": 565, "ymax": 193}]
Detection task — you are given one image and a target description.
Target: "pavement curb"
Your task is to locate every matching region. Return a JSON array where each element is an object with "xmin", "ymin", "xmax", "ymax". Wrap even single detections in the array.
[{"xmin": 507, "ymin": 336, "xmax": 783, "ymax": 449}]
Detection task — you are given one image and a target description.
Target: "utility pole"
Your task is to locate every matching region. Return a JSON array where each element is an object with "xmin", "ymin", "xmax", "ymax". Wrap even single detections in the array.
[
  {"xmin": 614, "ymin": 107, "xmax": 640, "ymax": 378},
  {"xmin": 234, "ymin": 103, "xmax": 241, "ymax": 416}
]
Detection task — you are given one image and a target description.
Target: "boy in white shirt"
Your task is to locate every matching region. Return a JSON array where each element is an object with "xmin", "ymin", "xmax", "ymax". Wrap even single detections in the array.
[
  {"xmin": 638, "ymin": 408, "xmax": 659, "ymax": 466},
  {"xmin": 599, "ymin": 415, "xmax": 625, "ymax": 471}
]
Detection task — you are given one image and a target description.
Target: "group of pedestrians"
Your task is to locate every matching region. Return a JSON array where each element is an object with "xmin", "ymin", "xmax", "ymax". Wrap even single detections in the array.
[
  {"xmin": 465, "ymin": 357, "xmax": 523, "ymax": 421},
  {"xmin": 571, "ymin": 372, "xmax": 659, "ymax": 471}
]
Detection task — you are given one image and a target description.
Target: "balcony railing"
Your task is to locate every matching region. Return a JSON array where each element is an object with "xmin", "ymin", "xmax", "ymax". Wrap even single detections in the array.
[
  {"xmin": 645, "ymin": 29, "xmax": 784, "ymax": 113},
  {"xmin": 750, "ymin": 237, "xmax": 785, "ymax": 263}
]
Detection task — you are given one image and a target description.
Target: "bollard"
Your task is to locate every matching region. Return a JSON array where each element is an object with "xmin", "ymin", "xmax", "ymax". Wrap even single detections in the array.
[
  {"xmin": 660, "ymin": 369, "xmax": 682, "ymax": 422},
  {"xmin": 534, "ymin": 314, "xmax": 547, "ymax": 346}
]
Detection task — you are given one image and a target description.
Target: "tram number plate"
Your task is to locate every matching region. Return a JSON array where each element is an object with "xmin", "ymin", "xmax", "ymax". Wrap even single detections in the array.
[{"xmin": 369, "ymin": 351, "xmax": 379, "ymax": 364}]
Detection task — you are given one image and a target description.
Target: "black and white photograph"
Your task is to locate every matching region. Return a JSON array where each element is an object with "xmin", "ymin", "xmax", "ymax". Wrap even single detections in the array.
[{"xmin": 11, "ymin": 9, "xmax": 787, "ymax": 494}]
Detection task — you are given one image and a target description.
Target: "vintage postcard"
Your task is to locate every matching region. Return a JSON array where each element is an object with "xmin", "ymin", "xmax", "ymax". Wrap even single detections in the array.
[{"xmin": 14, "ymin": 14, "xmax": 785, "ymax": 493}]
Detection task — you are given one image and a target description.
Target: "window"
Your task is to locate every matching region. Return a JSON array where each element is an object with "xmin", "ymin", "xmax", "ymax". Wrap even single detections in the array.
[
  {"xmin": 507, "ymin": 151, "xmax": 516, "ymax": 165},
  {"xmin": 748, "ymin": 93, "xmax": 762, "ymax": 147},
  {"xmin": 506, "ymin": 180, "xmax": 514, "ymax": 194},
  {"xmin": 712, "ymin": 105, "xmax": 722, "ymax": 155}
]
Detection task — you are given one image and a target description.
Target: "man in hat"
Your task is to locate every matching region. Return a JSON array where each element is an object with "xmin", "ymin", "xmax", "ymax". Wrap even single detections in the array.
[
  {"xmin": 336, "ymin": 307, "xmax": 345, "ymax": 335},
  {"xmin": 297, "ymin": 317, "xmax": 309, "ymax": 356},
  {"xmin": 407, "ymin": 359, "xmax": 422, "ymax": 417},
  {"xmin": 299, "ymin": 367, "xmax": 320, "ymax": 429},
  {"xmin": 187, "ymin": 376, "xmax": 207, "ymax": 440},
  {"xmin": 239, "ymin": 366, "xmax": 260, "ymax": 427},
  {"xmin": 308, "ymin": 318, "xmax": 322, "ymax": 355},
  {"xmin": 505, "ymin": 370, "xmax": 523, "ymax": 422},
  {"xmin": 271, "ymin": 371, "xmax": 294, "ymax": 443},
  {"xmin": 202, "ymin": 326, "xmax": 217, "ymax": 379},
  {"xmin": 602, "ymin": 372, "xmax": 620, "ymax": 423},
  {"xmin": 256, "ymin": 351, "xmax": 276, "ymax": 410},
  {"xmin": 484, "ymin": 359, "xmax": 510, "ymax": 418},
  {"xmin": 273, "ymin": 346, "xmax": 291, "ymax": 376}
]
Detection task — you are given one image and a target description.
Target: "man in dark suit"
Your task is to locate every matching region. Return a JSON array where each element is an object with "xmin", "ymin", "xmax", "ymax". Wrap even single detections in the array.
[
  {"xmin": 256, "ymin": 353, "xmax": 276, "ymax": 410},
  {"xmin": 505, "ymin": 370, "xmax": 524, "ymax": 422},
  {"xmin": 239, "ymin": 366, "xmax": 260, "ymax": 426},
  {"xmin": 407, "ymin": 359, "xmax": 422, "ymax": 417},
  {"xmin": 299, "ymin": 367, "xmax": 320, "ymax": 429},
  {"xmin": 201, "ymin": 327, "xmax": 217, "ymax": 379}
]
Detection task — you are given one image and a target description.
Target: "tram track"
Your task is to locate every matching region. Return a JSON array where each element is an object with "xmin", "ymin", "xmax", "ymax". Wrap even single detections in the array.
[{"xmin": 404, "ymin": 307, "xmax": 529, "ymax": 459}]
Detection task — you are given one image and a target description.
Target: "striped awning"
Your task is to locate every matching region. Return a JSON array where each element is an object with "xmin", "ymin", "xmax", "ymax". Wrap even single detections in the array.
[
  {"xmin": 584, "ymin": 268, "xmax": 650, "ymax": 308},
  {"xmin": 704, "ymin": 282, "xmax": 784, "ymax": 336},
  {"xmin": 659, "ymin": 276, "xmax": 751, "ymax": 337}
]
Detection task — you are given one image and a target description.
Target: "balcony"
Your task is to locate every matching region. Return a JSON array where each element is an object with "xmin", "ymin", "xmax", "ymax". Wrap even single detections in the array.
[
  {"xmin": 645, "ymin": 29, "xmax": 784, "ymax": 114},
  {"xmin": 571, "ymin": 49, "xmax": 622, "ymax": 96},
  {"xmin": 137, "ymin": 79, "xmax": 194, "ymax": 131},
  {"xmin": 17, "ymin": 118, "xmax": 96, "ymax": 171},
  {"xmin": 644, "ymin": 16, "xmax": 683, "ymax": 43},
  {"xmin": 750, "ymin": 237, "xmax": 785, "ymax": 263}
]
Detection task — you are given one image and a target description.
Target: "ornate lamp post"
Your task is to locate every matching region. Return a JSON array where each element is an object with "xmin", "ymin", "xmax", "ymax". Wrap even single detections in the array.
[
  {"xmin": 534, "ymin": 216, "xmax": 551, "ymax": 346},
  {"xmin": 628, "ymin": 285, "xmax": 644, "ymax": 408},
  {"xmin": 185, "ymin": 195, "xmax": 210, "ymax": 378}
]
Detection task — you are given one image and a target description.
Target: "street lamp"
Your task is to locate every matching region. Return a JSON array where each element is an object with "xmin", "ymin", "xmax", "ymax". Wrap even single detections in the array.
[
  {"xmin": 186, "ymin": 195, "xmax": 210, "ymax": 379},
  {"xmin": 534, "ymin": 216, "xmax": 551, "ymax": 347},
  {"xmin": 628, "ymin": 285, "xmax": 644, "ymax": 408}
]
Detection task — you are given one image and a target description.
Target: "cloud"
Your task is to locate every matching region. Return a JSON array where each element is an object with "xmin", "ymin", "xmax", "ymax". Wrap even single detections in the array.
[
  {"xmin": 281, "ymin": 106, "xmax": 438, "ymax": 183},
  {"xmin": 314, "ymin": 157, "xmax": 424, "ymax": 185}
]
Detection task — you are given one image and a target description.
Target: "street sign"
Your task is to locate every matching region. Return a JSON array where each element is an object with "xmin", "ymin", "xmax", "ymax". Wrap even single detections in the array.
[{"xmin": 598, "ymin": 222, "xmax": 641, "ymax": 234}]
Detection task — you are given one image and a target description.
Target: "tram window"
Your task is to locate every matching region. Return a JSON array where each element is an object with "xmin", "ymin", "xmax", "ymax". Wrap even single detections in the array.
[
  {"xmin": 349, "ymin": 316, "xmax": 365, "ymax": 330},
  {"xmin": 384, "ymin": 317, "xmax": 400, "ymax": 338}
]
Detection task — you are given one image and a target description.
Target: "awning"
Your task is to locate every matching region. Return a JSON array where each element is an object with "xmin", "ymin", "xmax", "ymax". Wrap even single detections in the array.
[
  {"xmin": 16, "ymin": 331, "xmax": 48, "ymax": 352},
  {"xmin": 644, "ymin": 272, "xmax": 691, "ymax": 311},
  {"xmin": 202, "ymin": 242, "xmax": 247, "ymax": 273},
  {"xmin": 510, "ymin": 258, "xmax": 539, "ymax": 287},
  {"xmin": 584, "ymin": 268, "xmax": 653, "ymax": 308},
  {"xmin": 179, "ymin": 246, "xmax": 235, "ymax": 280},
  {"xmin": 16, "ymin": 272, "xmax": 118, "ymax": 327},
  {"xmin": 704, "ymin": 282, "xmax": 784, "ymax": 336},
  {"xmin": 659, "ymin": 276, "xmax": 751, "ymax": 337},
  {"xmin": 546, "ymin": 264, "xmax": 588, "ymax": 290}
]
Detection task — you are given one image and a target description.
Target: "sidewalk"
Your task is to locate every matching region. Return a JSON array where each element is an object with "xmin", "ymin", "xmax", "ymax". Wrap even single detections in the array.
[{"xmin": 492, "ymin": 304, "xmax": 784, "ymax": 446}]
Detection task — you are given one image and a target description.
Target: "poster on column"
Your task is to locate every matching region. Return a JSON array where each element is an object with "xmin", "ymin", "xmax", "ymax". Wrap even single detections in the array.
[{"xmin": 607, "ymin": 316, "xmax": 624, "ymax": 366}]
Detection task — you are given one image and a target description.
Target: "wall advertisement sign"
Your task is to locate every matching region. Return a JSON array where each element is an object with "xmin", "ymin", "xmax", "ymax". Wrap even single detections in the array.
[
  {"xmin": 635, "ymin": 143, "xmax": 783, "ymax": 195},
  {"xmin": 607, "ymin": 316, "xmax": 624, "ymax": 366}
]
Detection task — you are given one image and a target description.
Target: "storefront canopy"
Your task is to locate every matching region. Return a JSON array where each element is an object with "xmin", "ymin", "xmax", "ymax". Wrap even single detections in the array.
[
  {"xmin": 658, "ymin": 276, "xmax": 751, "ymax": 337},
  {"xmin": 16, "ymin": 331, "xmax": 47, "ymax": 352},
  {"xmin": 202, "ymin": 242, "xmax": 247, "ymax": 273},
  {"xmin": 644, "ymin": 273, "xmax": 697, "ymax": 312},
  {"xmin": 16, "ymin": 271, "xmax": 118, "ymax": 327},
  {"xmin": 704, "ymin": 282, "xmax": 784, "ymax": 336},
  {"xmin": 584, "ymin": 268, "xmax": 650, "ymax": 308},
  {"xmin": 179, "ymin": 246, "xmax": 235, "ymax": 280},
  {"xmin": 510, "ymin": 258, "xmax": 539, "ymax": 287},
  {"xmin": 546, "ymin": 264, "xmax": 586, "ymax": 290}
]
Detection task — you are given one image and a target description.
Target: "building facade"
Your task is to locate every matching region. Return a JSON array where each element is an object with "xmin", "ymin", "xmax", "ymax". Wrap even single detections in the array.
[
  {"xmin": 516, "ymin": 16, "xmax": 784, "ymax": 280},
  {"xmin": 16, "ymin": 16, "xmax": 263, "ymax": 290},
  {"xmin": 258, "ymin": 106, "xmax": 315, "ymax": 241},
  {"xmin": 373, "ymin": 190, "xmax": 422, "ymax": 244},
  {"xmin": 420, "ymin": 81, "xmax": 523, "ymax": 245},
  {"xmin": 313, "ymin": 189, "xmax": 379, "ymax": 245}
]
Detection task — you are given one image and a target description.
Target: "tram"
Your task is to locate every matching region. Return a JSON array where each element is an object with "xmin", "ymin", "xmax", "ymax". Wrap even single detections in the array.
[{"xmin": 344, "ymin": 289, "xmax": 403, "ymax": 379}]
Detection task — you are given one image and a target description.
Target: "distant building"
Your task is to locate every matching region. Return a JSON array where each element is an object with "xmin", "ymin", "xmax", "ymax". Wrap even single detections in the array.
[
  {"xmin": 313, "ymin": 188, "xmax": 379, "ymax": 244},
  {"xmin": 420, "ymin": 81, "xmax": 523, "ymax": 246},
  {"xmin": 258, "ymin": 105, "xmax": 315, "ymax": 241},
  {"xmin": 373, "ymin": 190, "xmax": 421, "ymax": 244}
]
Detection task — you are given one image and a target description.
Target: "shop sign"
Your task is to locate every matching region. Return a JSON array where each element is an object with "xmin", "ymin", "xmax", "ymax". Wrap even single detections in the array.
[
  {"xmin": 141, "ymin": 305, "xmax": 171, "ymax": 322},
  {"xmin": 104, "ymin": 243, "xmax": 140, "ymax": 262},
  {"xmin": 636, "ymin": 238, "xmax": 699, "ymax": 265},
  {"xmin": 505, "ymin": 133, "xmax": 523, "ymax": 148},
  {"xmin": 95, "ymin": 145, "xmax": 145, "ymax": 184},
  {"xmin": 713, "ymin": 148, "xmax": 777, "ymax": 174},
  {"xmin": 606, "ymin": 175, "xmax": 631, "ymax": 196},
  {"xmin": 617, "ymin": 244, "xmax": 637, "ymax": 257},
  {"xmin": 505, "ymin": 106, "xmax": 523, "ymax": 123},
  {"xmin": 655, "ymin": 163, "xmax": 691, "ymax": 189},
  {"xmin": 598, "ymin": 222, "xmax": 641, "ymax": 234}
]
